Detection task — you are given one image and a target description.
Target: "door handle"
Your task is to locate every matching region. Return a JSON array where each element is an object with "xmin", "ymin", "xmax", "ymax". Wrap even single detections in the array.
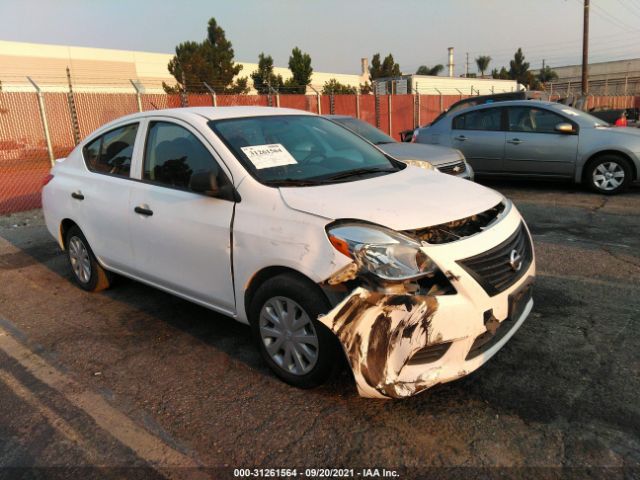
[
  {"xmin": 71, "ymin": 192, "xmax": 84, "ymax": 200},
  {"xmin": 134, "ymin": 206, "xmax": 153, "ymax": 216},
  {"xmin": 454, "ymin": 135, "xmax": 467, "ymax": 141},
  {"xmin": 507, "ymin": 138, "xmax": 523, "ymax": 145}
]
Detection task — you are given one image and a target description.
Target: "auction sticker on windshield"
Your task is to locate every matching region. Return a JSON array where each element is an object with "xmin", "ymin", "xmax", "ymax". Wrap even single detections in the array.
[{"xmin": 240, "ymin": 143, "xmax": 298, "ymax": 169}]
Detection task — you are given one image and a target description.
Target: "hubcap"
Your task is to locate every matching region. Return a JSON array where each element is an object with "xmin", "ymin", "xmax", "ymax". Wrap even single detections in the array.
[
  {"xmin": 259, "ymin": 296, "xmax": 319, "ymax": 375},
  {"xmin": 68, "ymin": 236, "xmax": 91, "ymax": 284},
  {"xmin": 593, "ymin": 162, "xmax": 625, "ymax": 191}
]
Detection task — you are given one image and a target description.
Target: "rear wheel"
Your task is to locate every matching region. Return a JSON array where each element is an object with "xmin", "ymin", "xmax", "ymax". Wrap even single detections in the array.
[
  {"xmin": 249, "ymin": 273, "xmax": 340, "ymax": 388},
  {"xmin": 584, "ymin": 154, "xmax": 632, "ymax": 194},
  {"xmin": 65, "ymin": 226, "xmax": 113, "ymax": 292}
]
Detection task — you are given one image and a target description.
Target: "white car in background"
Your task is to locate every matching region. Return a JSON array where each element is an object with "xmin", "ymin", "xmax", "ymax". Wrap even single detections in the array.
[{"xmin": 42, "ymin": 107, "xmax": 535, "ymax": 399}]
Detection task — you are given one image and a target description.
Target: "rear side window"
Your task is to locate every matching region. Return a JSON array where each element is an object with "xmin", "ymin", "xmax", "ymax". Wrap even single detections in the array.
[
  {"xmin": 452, "ymin": 108, "xmax": 502, "ymax": 131},
  {"xmin": 82, "ymin": 124, "xmax": 138, "ymax": 177},
  {"xmin": 143, "ymin": 121, "xmax": 221, "ymax": 189}
]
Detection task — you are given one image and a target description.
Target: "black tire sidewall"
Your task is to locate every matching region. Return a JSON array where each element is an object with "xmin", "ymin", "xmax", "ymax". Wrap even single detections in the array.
[
  {"xmin": 65, "ymin": 226, "xmax": 102, "ymax": 292},
  {"xmin": 585, "ymin": 155, "xmax": 632, "ymax": 195},
  {"xmin": 249, "ymin": 273, "xmax": 340, "ymax": 389}
]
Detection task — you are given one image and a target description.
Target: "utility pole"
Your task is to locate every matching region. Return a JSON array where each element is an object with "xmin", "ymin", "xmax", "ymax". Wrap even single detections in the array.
[
  {"xmin": 582, "ymin": 0, "xmax": 590, "ymax": 95},
  {"xmin": 465, "ymin": 52, "xmax": 469, "ymax": 78}
]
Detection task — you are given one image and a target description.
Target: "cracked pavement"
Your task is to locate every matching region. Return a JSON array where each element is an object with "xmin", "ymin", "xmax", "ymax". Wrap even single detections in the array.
[{"xmin": 0, "ymin": 180, "xmax": 638, "ymax": 478}]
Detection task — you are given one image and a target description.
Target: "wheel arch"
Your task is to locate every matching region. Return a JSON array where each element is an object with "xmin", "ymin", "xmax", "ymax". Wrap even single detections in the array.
[
  {"xmin": 243, "ymin": 266, "xmax": 329, "ymax": 323},
  {"xmin": 59, "ymin": 218, "xmax": 80, "ymax": 250},
  {"xmin": 578, "ymin": 150, "xmax": 638, "ymax": 183}
]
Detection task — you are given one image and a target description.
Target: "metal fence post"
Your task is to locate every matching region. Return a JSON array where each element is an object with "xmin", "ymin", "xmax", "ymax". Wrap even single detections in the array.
[
  {"xmin": 66, "ymin": 67, "xmax": 80, "ymax": 145},
  {"xmin": 388, "ymin": 93, "xmax": 392, "ymax": 135},
  {"xmin": 374, "ymin": 81, "xmax": 380, "ymax": 128},
  {"xmin": 130, "ymin": 79, "xmax": 143, "ymax": 112},
  {"xmin": 203, "ymin": 82, "xmax": 217, "ymax": 106},
  {"xmin": 329, "ymin": 92, "xmax": 335, "ymax": 114},
  {"xmin": 27, "ymin": 77, "xmax": 55, "ymax": 167},
  {"xmin": 180, "ymin": 71, "xmax": 188, "ymax": 107},
  {"xmin": 435, "ymin": 88, "xmax": 443, "ymax": 112},
  {"xmin": 309, "ymin": 86, "xmax": 321, "ymax": 114},
  {"xmin": 356, "ymin": 92, "xmax": 360, "ymax": 119}
]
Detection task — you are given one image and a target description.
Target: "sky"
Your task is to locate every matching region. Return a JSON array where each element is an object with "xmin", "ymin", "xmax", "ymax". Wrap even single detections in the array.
[{"xmin": 1, "ymin": 0, "xmax": 639, "ymax": 76}]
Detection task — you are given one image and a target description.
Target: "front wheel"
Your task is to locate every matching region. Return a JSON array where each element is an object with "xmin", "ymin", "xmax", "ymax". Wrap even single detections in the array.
[
  {"xmin": 585, "ymin": 155, "xmax": 632, "ymax": 195},
  {"xmin": 249, "ymin": 273, "xmax": 340, "ymax": 389}
]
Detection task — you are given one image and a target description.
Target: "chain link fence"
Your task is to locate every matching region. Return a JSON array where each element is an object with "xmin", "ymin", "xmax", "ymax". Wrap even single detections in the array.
[{"xmin": 1, "ymin": 87, "xmax": 639, "ymax": 214}]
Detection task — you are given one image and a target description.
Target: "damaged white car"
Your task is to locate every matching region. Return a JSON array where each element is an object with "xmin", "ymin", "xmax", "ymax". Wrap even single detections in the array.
[{"xmin": 42, "ymin": 107, "xmax": 535, "ymax": 399}]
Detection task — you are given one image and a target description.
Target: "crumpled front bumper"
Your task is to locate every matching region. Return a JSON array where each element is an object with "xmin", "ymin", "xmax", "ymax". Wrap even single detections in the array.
[{"xmin": 319, "ymin": 204, "xmax": 535, "ymax": 399}]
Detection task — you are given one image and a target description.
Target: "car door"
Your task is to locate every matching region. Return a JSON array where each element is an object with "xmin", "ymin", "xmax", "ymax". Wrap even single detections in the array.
[
  {"xmin": 76, "ymin": 123, "xmax": 141, "ymax": 271},
  {"xmin": 450, "ymin": 106, "xmax": 506, "ymax": 173},
  {"xmin": 128, "ymin": 118, "xmax": 236, "ymax": 313},
  {"xmin": 504, "ymin": 106, "xmax": 578, "ymax": 176}
]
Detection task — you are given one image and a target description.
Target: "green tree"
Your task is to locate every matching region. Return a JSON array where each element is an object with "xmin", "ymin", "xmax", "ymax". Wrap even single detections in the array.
[
  {"xmin": 322, "ymin": 79, "xmax": 357, "ymax": 94},
  {"xmin": 251, "ymin": 53, "xmax": 284, "ymax": 94},
  {"xmin": 475, "ymin": 55, "xmax": 491, "ymax": 77},
  {"xmin": 491, "ymin": 67, "xmax": 510, "ymax": 79},
  {"xmin": 509, "ymin": 48, "xmax": 530, "ymax": 84},
  {"xmin": 359, "ymin": 82, "xmax": 372, "ymax": 94},
  {"xmin": 416, "ymin": 64, "xmax": 444, "ymax": 76},
  {"xmin": 164, "ymin": 18, "xmax": 248, "ymax": 94},
  {"xmin": 538, "ymin": 65, "xmax": 558, "ymax": 83},
  {"xmin": 369, "ymin": 53, "xmax": 401, "ymax": 80},
  {"xmin": 285, "ymin": 47, "xmax": 313, "ymax": 94}
]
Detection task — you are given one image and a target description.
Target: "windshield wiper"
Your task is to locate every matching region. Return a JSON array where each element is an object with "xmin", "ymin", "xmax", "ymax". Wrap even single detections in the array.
[
  {"xmin": 263, "ymin": 178, "xmax": 323, "ymax": 187},
  {"xmin": 374, "ymin": 141, "xmax": 395, "ymax": 145},
  {"xmin": 316, "ymin": 167, "xmax": 399, "ymax": 182}
]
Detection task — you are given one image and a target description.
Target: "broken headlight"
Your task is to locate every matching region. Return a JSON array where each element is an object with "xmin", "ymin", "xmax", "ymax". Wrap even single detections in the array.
[{"xmin": 327, "ymin": 223, "xmax": 438, "ymax": 282}]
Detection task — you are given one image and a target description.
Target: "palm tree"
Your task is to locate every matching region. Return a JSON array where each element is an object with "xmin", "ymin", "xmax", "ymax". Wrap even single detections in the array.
[
  {"xmin": 416, "ymin": 64, "xmax": 444, "ymax": 76},
  {"xmin": 475, "ymin": 55, "xmax": 492, "ymax": 78}
]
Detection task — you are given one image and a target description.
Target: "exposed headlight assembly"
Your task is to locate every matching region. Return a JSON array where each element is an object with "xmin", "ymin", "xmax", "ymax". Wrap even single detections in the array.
[{"xmin": 327, "ymin": 223, "xmax": 439, "ymax": 282}]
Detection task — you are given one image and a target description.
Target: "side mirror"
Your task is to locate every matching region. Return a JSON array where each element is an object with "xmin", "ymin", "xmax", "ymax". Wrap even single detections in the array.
[
  {"xmin": 555, "ymin": 122, "xmax": 575, "ymax": 134},
  {"xmin": 189, "ymin": 170, "xmax": 220, "ymax": 196},
  {"xmin": 189, "ymin": 170, "xmax": 240, "ymax": 202}
]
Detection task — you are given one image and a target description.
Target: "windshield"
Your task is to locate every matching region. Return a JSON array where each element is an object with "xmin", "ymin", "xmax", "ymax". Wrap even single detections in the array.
[
  {"xmin": 331, "ymin": 117, "xmax": 396, "ymax": 145},
  {"xmin": 550, "ymin": 104, "xmax": 610, "ymax": 127},
  {"xmin": 210, "ymin": 115, "xmax": 402, "ymax": 186}
]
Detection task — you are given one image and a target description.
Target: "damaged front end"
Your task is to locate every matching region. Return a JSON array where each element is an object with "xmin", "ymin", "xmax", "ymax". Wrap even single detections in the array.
[
  {"xmin": 319, "ymin": 202, "xmax": 533, "ymax": 400},
  {"xmin": 319, "ymin": 222, "xmax": 458, "ymax": 399}
]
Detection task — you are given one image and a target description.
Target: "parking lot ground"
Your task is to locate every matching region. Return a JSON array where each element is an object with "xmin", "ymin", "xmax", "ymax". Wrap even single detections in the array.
[{"xmin": 0, "ymin": 181, "xmax": 639, "ymax": 479}]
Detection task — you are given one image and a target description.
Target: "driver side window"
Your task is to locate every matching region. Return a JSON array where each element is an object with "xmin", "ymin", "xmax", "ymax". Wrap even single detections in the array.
[{"xmin": 508, "ymin": 107, "xmax": 567, "ymax": 134}]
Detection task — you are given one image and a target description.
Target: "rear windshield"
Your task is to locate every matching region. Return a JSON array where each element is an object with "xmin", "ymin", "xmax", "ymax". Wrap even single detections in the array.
[{"xmin": 209, "ymin": 115, "xmax": 401, "ymax": 187}]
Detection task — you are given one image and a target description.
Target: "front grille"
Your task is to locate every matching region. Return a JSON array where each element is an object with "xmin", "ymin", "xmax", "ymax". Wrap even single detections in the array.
[
  {"xmin": 457, "ymin": 223, "xmax": 533, "ymax": 296},
  {"xmin": 437, "ymin": 161, "xmax": 466, "ymax": 175},
  {"xmin": 407, "ymin": 342, "xmax": 452, "ymax": 365}
]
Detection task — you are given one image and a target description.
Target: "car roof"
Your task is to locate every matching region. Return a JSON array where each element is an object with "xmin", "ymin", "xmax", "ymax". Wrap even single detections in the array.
[
  {"xmin": 97, "ymin": 106, "xmax": 315, "ymax": 132},
  {"xmin": 457, "ymin": 99, "xmax": 559, "ymax": 113}
]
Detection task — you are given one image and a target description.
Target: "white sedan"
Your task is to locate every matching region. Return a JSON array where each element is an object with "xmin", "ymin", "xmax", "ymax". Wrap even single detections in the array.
[{"xmin": 42, "ymin": 107, "xmax": 535, "ymax": 399}]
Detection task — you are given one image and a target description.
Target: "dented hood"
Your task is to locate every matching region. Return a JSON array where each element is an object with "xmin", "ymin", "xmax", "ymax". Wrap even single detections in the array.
[{"xmin": 279, "ymin": 166, "xmax": 503, "ymax": 230}]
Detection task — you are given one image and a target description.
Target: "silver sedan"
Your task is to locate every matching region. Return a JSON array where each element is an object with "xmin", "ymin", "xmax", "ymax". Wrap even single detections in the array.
[
  {"xmin": 414, "ymin": 99, "xmax": 640, "ymax": 194},
  {"xmin": 325, "ymin": 115, "xmax": 474, "ymax": 180}
]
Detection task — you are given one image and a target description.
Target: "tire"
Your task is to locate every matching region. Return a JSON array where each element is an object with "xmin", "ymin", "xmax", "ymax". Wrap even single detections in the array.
[
  {"xmin": 248, "ymin": 273, "xmax": 341, "ymax": 389},
  {"xmin": 65, "ymin": 226, "xmax": 113, "ymax": 292},
  {"xmin": 584, "ymin": 154, "xmax": 633, "ymax": 195}
]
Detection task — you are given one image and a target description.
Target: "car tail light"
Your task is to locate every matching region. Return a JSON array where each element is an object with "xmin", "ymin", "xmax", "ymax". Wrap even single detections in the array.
[{"xmin": 42, "ymin": 174, "xmax": 54, "ymax": 186}]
